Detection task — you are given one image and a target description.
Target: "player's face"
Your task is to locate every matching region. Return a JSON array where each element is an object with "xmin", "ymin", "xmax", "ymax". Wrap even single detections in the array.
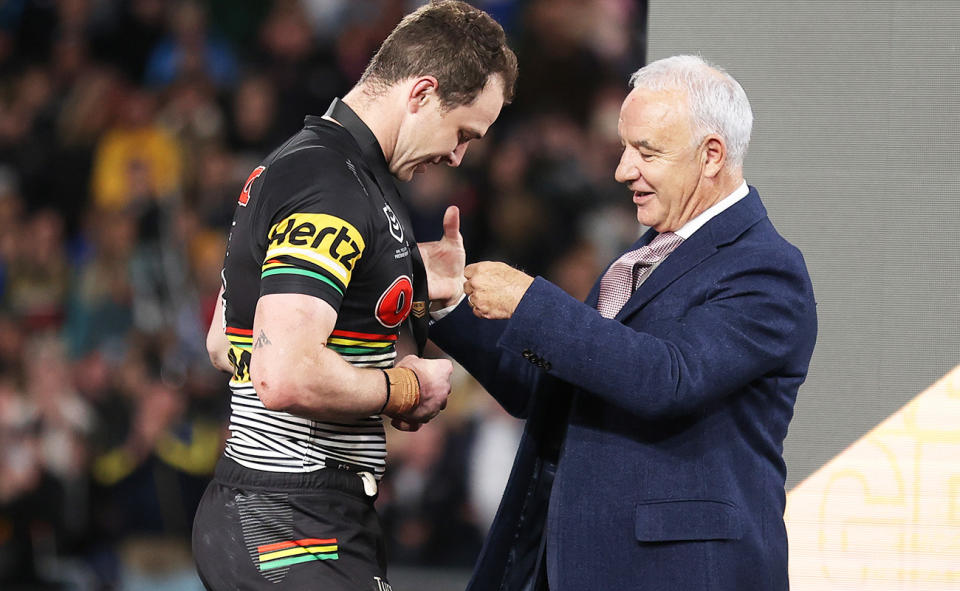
[
  {"xmin": 614, "ymin": 87, "xmax": 708, "ymax": 232},
  {"xmin": 392, "ymin": 75, "xmax": 505, "ymax": 181}
]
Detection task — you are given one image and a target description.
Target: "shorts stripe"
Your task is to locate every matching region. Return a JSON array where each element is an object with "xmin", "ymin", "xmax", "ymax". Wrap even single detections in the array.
[
  {"xmin": 260, "ymin": 545, "xmax": 337, "ymax": 561},
  {"xmin": 256, "ymin": 537, "xmax": 340, "ymax": 571},
  {"xmin": 258, "ymin": 538, "xmax": 337, "ymax": 553},
  {"xmin": 259, "ymin": 553, "xmax": 339, "ymax": 570}
]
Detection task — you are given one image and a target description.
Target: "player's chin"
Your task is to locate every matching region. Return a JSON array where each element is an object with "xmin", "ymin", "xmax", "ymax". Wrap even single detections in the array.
[{"xmin": 398, "ymin": 163, "xmax": 427, "ymax": 181}]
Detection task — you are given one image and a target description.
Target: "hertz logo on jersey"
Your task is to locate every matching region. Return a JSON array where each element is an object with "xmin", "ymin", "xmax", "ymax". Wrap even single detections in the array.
[{"xmin": 262, "ymin": 213, "xmax": 366, "ymax": 294}]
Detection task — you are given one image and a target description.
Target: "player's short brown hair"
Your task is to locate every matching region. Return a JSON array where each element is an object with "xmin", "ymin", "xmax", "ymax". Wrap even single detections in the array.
[{"xmin": 360, "ymin": 0, "xmax": 518, "ymax": 108}]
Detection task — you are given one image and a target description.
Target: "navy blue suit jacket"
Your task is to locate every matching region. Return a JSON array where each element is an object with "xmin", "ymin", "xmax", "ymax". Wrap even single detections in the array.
[{"xmin": 430, "ymin": 188, "xmax": 817, "ymax": 591}]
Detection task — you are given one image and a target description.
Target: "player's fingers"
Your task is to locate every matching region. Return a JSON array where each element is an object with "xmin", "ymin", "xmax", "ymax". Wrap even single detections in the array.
[
  {"xmin": 443, "ymin": 206, "xmax": 460, "ymax": 241},
  {"xmin": 391, "ymin": 418, "xmax": 420, "ymax": 431}
]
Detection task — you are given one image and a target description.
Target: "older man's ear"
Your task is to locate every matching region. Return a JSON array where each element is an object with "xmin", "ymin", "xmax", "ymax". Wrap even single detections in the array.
[{"xmin": 702, "ymin": 134, "xmax": 727, "ymax": 178}]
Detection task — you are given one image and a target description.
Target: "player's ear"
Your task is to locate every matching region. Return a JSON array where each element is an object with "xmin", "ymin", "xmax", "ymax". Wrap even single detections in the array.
[{"xmin": 408, "ymin": 76, "xmax": 438, "ymax": 113}]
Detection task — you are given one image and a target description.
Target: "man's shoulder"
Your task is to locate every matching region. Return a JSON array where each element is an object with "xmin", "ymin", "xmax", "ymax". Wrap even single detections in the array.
[
  {"xmin": 266, "ymin": 124, "xmax": 358, "ymax": 173},
  {"xmin": 244, "ymin": 127, "xmax": 377, "ymax": 229},
  {"xmin": 696, "ymin": 192, "xmax": 810, "ymax": 285},
  {"xmin": 254, "ymin": 127, "xmax": 370, "ymax": 199},
  {"xmin": 709, "ymin": 190, "xmax": 797, "ymax": 252}
]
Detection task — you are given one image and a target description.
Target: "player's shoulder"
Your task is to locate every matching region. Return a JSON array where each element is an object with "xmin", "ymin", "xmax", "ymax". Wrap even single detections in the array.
[
  {"xmin": 253, "ymin": 126, "xmax": 372, "ymax": 206},
  {"xmin": 245, "ymin": 125, "xmax": 379, "ymax": 236},
  {"xmin": 267, "ymin": 128, "xmax": 358, "ymax": 184}
]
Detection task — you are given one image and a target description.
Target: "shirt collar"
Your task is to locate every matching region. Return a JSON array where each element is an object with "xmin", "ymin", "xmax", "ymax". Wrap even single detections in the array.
[{"xmin": 674, "ymin": 181, "xmax": 749, "ymax": 240}]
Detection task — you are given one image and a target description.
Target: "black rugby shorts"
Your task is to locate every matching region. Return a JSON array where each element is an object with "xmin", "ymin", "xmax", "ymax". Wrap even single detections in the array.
[{"xmin": 192, "ymin": 457, "xmax": 391, "ymax": 590}]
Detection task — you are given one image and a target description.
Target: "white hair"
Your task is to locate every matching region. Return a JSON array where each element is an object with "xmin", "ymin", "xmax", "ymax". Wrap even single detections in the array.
[{"xmin": 629, "ymin": 55, "xmax": 753, "ymax": 168}]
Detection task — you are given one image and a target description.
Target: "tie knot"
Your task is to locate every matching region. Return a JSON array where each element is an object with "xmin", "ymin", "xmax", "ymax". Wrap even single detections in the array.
[
  {"xmin": 623, "ymin": 231, "xmax": 683, "ymax": 265},
  {"xmin": 596, "ymin": 231, "xmax": 683, "ymax": 318}
]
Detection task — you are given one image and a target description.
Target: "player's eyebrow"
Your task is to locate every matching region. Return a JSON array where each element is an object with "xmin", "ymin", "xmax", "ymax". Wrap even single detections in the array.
[{"xmin": 460, "ymin": 127, "xmax": 483, "ymax": 141}]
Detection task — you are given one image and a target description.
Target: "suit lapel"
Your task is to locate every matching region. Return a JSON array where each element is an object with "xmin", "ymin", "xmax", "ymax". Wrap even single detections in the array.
[
  {"xmin": 614, "ymin": 233, "xmax": 715, "ymax": 320},
  {"xmin": 585, "ymin": 281, "xmax": 601, "ymax": 308},
  {"xmin": 612, "ymin": 188, "xmax": 768, "ymax": 321}
]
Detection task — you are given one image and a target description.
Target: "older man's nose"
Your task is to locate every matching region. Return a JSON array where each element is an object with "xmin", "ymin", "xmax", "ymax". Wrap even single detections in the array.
[{"xmin": 615, "ymin": 151, "xmax": 639, "ymax": 183}]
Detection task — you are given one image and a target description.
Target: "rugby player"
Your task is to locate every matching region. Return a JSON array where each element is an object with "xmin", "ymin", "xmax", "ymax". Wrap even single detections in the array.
[{"xmin": 192, "ymin": 2, "xmax": 517, "ymax": 589}]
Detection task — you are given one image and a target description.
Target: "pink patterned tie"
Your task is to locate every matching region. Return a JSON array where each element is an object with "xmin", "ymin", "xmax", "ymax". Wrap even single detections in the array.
[{"xmin": 597, "ymin": 232, "xmax": 684, "ymax": 319}]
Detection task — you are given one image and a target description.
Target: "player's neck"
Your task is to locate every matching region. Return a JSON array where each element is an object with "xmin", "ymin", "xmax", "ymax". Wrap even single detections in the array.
[{"xmin": 341, "ymin": 86, "xmax": 401, "ymax": 164}]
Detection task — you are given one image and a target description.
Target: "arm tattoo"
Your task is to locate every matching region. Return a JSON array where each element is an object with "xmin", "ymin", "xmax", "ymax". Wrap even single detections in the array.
[{"xmin": 254, "ymin": 330, "xmax": 272, "ymax": 349}]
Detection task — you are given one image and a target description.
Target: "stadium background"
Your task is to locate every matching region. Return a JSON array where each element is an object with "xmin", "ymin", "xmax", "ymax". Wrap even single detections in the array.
[{"xmin": 0, "ymin": 0, "xmax": 957, "ymax": 589}]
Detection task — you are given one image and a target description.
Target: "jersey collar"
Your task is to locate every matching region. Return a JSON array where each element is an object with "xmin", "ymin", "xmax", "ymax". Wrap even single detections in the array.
[{"xmin": 321, "ymin": 98, "xmax": 391, "ymax": 178}]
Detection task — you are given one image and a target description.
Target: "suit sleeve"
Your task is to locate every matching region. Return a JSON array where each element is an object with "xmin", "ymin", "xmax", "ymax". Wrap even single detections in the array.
[
  {"xmin": 494, "ymin": 245, "xmax": 817, "ymax": 420},
  {"xmin": 430, "ymin": 303, "xmax": 547, "ymax": 419}
]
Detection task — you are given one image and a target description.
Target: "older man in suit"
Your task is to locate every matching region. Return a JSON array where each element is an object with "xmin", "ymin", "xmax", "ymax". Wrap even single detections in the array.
[{"xmin": 420, "ymin": 55, "xmax": 817, "ymax": 590}]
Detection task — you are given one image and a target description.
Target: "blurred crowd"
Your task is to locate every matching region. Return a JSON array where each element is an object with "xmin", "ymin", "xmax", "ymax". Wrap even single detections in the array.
[{"xmin": 0, "ymin": 0, "xmax": 643, "ymax": 588}]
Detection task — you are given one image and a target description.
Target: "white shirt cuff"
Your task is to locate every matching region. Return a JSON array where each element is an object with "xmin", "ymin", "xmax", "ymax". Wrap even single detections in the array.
[{"xmin": 429, "ymin": 293, "xmax": 466, "ymax": 321}]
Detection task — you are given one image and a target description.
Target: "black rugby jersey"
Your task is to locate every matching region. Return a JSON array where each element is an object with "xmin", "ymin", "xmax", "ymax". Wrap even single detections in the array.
[{"xmin": 218, "ymin": 99, "xmax": 423, "ymax": 477}]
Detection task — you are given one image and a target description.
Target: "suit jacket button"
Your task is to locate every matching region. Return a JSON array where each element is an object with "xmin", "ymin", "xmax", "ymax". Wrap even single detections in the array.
[
  {"xmin": 522, "ymin": 349, "xmax": 533, "ymax": 359},
  {"xmin": 542, "ymin": 361, "xmax": 551, "ymax": 371}
]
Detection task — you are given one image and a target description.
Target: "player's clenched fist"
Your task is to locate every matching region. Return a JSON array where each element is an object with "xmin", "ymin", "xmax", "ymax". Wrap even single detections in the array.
[{"xmin": 393, "ymin": 355, "xmax": 453, "ymax": 425}]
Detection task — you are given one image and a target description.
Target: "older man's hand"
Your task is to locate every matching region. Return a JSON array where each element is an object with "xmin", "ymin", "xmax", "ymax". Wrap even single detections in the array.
[{"xmin": 463, "ymin": 262, "xmax": 535, "ymax": 319}]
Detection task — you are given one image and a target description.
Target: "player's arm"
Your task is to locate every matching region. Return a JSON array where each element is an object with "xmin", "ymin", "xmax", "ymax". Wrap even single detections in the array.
[
  {"xmin": 206, "ymin": 286, "xmax": 233, "ymax": 373},
  {"xmin": 249, "ymin": 292, "xmax": 452, "ymax": 423}
]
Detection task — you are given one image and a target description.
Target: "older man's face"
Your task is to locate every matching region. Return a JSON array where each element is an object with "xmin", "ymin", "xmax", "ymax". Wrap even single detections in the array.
[{"xmin": 614, "ymin": 87, "xmax": 706, "ymax": 232}]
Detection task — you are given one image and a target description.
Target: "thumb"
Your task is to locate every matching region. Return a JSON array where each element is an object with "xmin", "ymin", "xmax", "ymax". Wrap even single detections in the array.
[
  {"xmin": 442, "ymin": 206, "xmax": 461, "ymax": 241},
  {"xmin": 392, "ymin": 418, "xmax": 422, "ymax": 432}
]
